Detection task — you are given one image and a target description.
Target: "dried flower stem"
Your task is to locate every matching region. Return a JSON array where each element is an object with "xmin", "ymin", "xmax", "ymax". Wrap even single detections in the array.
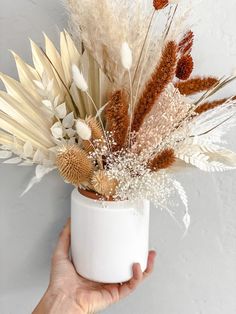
[{"xmin": 132, "ymin": 10, "xmax": 156, "ymax": 86}]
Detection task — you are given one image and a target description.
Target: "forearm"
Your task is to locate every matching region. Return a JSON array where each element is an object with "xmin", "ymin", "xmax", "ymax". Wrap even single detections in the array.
[{"xmin": 32, "ymin": 289, "xmax": 85, "ymax": 314}]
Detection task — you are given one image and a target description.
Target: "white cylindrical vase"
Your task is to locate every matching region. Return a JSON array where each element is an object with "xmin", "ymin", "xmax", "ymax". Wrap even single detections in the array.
[{"xmin": 71, "ymin": 188, "xmax": 150, "ymax": 284}]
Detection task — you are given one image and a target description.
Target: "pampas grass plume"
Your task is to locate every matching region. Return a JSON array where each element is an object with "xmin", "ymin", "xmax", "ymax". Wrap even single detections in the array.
[
  {"xmin": 72, "ymin": 64, "xmax": 88, "ymax": 92},
  {"xmin": 121, "ymin": 42, "xmax": 133, "ymax": 70},
  {"xmin": 56, "ymin": 145, "xmax": 93, "ymax": 186},
  {"xmin": 76, "ymin": 119, "xmax": 92, "ymax": 140}
]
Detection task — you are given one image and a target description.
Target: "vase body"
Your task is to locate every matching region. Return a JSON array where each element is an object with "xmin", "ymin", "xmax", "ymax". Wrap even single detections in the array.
[{"xmin": 71, "ymin": 189, "xmax": 150, "ymax": 283}]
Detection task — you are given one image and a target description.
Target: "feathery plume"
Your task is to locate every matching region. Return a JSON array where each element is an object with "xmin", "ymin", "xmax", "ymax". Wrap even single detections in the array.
[
  {"xmin": 121, "ymin": 42, "xmax": 133, "ymax": 71},
  {"xmin": 153, "ymin": 0, "xmax": 169, "ymax": 10},
  {"xmin": 132, "ymin": 41, "xmax": 178, "ymax": 133},
  {"xmin": 56, "ymin": 146, "xmax": 93, "ymax": 186},
  {"xmin": 91, "ymin": 170, "xmax": 118, "ymax": 197},
  {"xmin": 176, "ymin": 55, "xmax": 194, "ymax": 80},
  {"xmin": 175, "ymin": 77, "xmax": 218, "ymax": 96},
  {"xmin": 195, "ymin": 97, "xmax": 236, "ymax": 114},
  {"xmin": 76, "ymin": 119, "xmax": 92, "ymax": 140},
  {"xmin": 72, "ymin": 64, "xmax": 88, "ymax": 92},
  {"xmin": 148, "ymin": 149, "xmax": 176, "ymax": 171},
  {"xmin": 83, "ymin": 116, "xmax": 104, "ymax": 152},
  {"xmin": 105, "ymin": 90, "xmax": 129, "ymax": 151},
  {"xmin": 178, "ymin": 30, "xmax": 194, "ymax": 56}
]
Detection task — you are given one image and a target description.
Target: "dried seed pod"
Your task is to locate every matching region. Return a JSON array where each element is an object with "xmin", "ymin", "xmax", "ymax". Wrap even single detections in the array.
[
  {"xmin": 176, "ymin": 55, "xmax": 194, "ymax": 80},
  {"xmin": 153, "ymin": 0, "xmax": 169, "ymax": 10},
  {"xmin": 56, "ymin": 145, "xmax": 93, "ymax": 186},
  {"xmin": 82, "ymin": 116, "xmax": 104, "ymax": 152},
  {"xmin": 91, "ymin": 170, "xmax": 118, "ymax": 197}
]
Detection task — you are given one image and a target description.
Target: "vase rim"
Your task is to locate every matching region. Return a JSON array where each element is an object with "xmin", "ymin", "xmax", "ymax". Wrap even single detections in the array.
[{"xmin": 72, "ymin": 188, "xmax": 150, "ymax": 210}]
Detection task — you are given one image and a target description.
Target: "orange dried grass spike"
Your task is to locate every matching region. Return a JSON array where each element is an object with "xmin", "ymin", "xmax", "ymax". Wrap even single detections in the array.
[
  {"xmin": 153, "ymin": 0, "xmax": 169, "ymax": 10},
  {"xmin": 148, "ymin": 149, "xmax": 176, "ymax": 171},
  {"xmin": 175, "ymin": 77, "xmax": 219, "ymax": 96},
  {"xmin": 105, "ymin": 90, "xmax": 129, "ymax": 151},
  {"xmin": 56, "ymin": 145, "xmax": 93, "ymax": 186},
  {"xmin": 83, "ymin": 117, "xmax": 104, "ymax": 152},
  {"xmin": 176, "ymin": 54, "xmax": 194, "ymax": 80},
  {"xmin": 195, "ymin": 97, "xmax": 236, "ymax": 114},
  {"xmin": 132, "ymin": 41, "xmax": 178, "ymax": 133}
]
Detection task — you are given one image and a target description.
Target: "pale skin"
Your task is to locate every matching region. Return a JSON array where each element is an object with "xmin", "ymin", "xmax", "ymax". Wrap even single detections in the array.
[{"xmin": 33, "ymin": 219, "xmax": 156, "ymax": 314}]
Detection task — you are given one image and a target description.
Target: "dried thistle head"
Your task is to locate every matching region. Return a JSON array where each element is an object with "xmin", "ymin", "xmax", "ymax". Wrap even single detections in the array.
[
  {"xmin": 148, "ymin": 149, "xmax": 176, "ymax": 171},
  {"xmin": 56, "ymin": 145, "xmax": 93, "ymax": 186},
  {"xmin": 91, "ymin": 170, "xmax": 118, "ymax": 197},
  {"xmin": 176, "ymin": 55, "xmax": 194, "ymax": 80},
  {"xmin": 153, "ymin": 0, "xmax": 169, "ymax": 10}
]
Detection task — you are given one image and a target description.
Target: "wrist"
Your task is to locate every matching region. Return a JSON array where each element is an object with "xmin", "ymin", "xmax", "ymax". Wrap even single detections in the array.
[{"xmin": 33, "ymin": 288, "xmax": 85, "ymax": 314}]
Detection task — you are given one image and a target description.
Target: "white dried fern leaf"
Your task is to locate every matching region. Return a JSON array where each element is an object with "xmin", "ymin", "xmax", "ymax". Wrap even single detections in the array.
[{"xmin": 176, "ymin": 140, "xmax": 236, "ymax": 172}]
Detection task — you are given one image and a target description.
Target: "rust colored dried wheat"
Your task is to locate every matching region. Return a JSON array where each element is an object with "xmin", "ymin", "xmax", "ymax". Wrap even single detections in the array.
[
  {"xmin": 176, "ymin": 55, "xmax": 194, "ymax": 80},
  {"xmin": 132, "ymin": 41, "xmax": 178, "ymax": 133},
  {"xmin": 105, "ymin": 90, "xmax": 129, "ymax": 151},
  {"xmin": 148, "ymin": 148, "xmax": 176, "ymax": 171},
  {"xmin": 175, "ymin": 77, "xmax": 218, "ymax": 96}
]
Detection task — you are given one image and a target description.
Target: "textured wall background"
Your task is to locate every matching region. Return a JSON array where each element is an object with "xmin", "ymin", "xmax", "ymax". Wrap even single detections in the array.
[{"xmin": 0, "ymin": 1, "xmax": 236, "ymax": 313}]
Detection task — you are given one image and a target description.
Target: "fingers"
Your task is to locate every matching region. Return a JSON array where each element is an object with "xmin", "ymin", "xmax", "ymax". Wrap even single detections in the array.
[
  {"xmin": 118, "ymin": 263, "xmax": 143, "ymax": 299},
  {"xmin": 119, "ymin": 250, "xmax": 156, "ymax": 299},
  {"xmin": 143, "ymin": 250, "xmax": 156, "ymax": 279},
  {"xmin": 52, "ymin": 218, "xmax": 71, "ymax": 262}
]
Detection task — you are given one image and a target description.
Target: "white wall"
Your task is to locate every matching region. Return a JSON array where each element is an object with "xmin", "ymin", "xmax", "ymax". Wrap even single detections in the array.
[{"xmin": 0, "ymin": 1, "xmax": 236, "ymax": 313}]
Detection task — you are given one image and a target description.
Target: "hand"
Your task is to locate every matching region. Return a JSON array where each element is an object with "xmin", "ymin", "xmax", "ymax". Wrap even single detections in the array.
[{"xmin": 33, "ymin": 219, "xmax": 156, "ymax": 314}]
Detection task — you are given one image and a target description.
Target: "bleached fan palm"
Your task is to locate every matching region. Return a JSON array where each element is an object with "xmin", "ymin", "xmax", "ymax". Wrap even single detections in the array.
[{"xmin": 0, "ymin": 31, "xmax": 110, "ymax": 170}]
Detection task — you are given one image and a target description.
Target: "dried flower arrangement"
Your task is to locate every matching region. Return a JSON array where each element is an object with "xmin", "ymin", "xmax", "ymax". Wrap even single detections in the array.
[{"xmin": 1, "ymin": 0, "xmax": 236, "ymax": 232}]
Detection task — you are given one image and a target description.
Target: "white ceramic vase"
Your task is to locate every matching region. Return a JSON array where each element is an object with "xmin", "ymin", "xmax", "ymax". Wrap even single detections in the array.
[{"xmin": 71, "ymin": 188, "xmax": 150, "ymax": 283}]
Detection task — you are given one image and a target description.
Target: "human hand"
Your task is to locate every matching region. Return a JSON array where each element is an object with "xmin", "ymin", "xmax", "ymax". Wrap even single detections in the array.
[{"xmin": 33, "ymin": 219, "xmax": 156, "ymax": 314}]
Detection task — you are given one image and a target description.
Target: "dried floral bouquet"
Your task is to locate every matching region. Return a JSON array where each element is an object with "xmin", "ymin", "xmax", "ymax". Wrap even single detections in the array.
[{"xmin": 1, "ymin": 0, "xmax": 236, "ymax": 232}]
